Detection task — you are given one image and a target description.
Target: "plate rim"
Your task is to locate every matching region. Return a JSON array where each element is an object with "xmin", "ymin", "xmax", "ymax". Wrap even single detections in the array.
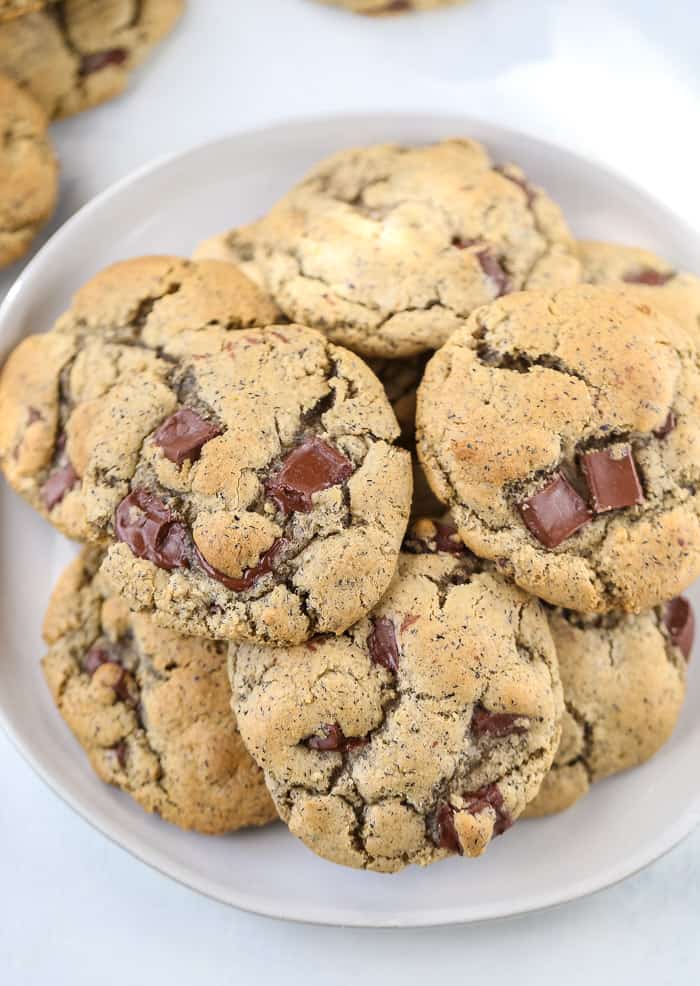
[{"xmin": 2, "ymin": 110, "xmax": 700, "ymax": 928}]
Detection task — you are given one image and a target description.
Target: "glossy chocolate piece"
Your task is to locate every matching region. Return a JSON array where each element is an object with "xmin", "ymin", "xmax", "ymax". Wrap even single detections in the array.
[
  {"xmin": 83, "ymin": 646, "xmax": 112, "ymax": 676},
  {"xmin": 80, "ymin": 48, "xmax": 128, "ymax": 75},
  {"xmin": 581, "ymin": 447, "xmax": 644, "ymax": 513},
  {"xmin": 452, "ymin": 237, "xmax": 509, "ymax": 296},
  {"xmin": 195, "ymin": 537, "xmax": 287, "ymax": 592},
  {"xmin": 464, "ymin": 783, "xmax": 512, "ymax": 836},
  {"xmin": 519, "ymin": 473, "xmax": 591, "ymax": 548},
  {"xmin": 306, "ymin": 723, "xmax": 345, "ymax": 752},
  {"xmin": 664, "ymin": 596, "xmax": 694, "ymax": 660},
  {"xmin": 115, "ymin": 489, "xmax": 189, "ymax": 571},
  {"xmin": 153, "ymin": 408, "xmax": 222, "ymax": 467},
  {"xmin": 436, "ymin": 803, "xmax": 461, "ymax": 854},
  {"xmin": 622, "ymin": 268, "xmax": 675, "ymax": 286},
  {"xmin": 471, "ymin": 704, "xmax": 528, "ymax": 739},
  {"xmin": 265, "ymin": 437, "xmax": 354, "ymax": 514},
  {"xmin": 41, "ymin": 463, "xmax": 78, "ymax": 510},
  {"xmin": 367, "ymin": 617, "xmax": 400, "ymax": 673}
]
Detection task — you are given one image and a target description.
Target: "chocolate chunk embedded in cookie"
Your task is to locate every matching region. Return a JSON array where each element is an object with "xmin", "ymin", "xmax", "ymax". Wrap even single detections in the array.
[
  {"xmin": 42, "ymin": 548, "xmax": 277, "ymax": 834},
  {"xmin": 228, "ymin": 519, "xmax": 562, "ymax": 872},
  {"xmin": 525, "ymin": 602, "xmax": 690, "ymax": 817},
  {"xmin": 417, "ymin": 285, "xmax": 700, "ymax": 613}
]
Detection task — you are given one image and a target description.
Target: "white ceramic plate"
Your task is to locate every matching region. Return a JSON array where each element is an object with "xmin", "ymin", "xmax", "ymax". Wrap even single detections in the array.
[{"xmin": 1, "ymin": 113, "xmax": 699, "ymax": 928}]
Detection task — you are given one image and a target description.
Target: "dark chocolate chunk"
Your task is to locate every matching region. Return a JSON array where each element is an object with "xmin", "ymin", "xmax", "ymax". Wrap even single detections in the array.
[
  {"xmin": 464, "ymin": 783, "xmax": 512, "ymax": 836},
  {"xmin": 115, "ymin": 490, "xmax": 189, "ymax": 571},
  {"xmin": 80, "ymin": 48, "xmax": 128, "ymax": 75},
  {"xmin": 112, "ymin": 742, "xmax": 128, "ymax": 769},
  {"xmin": 112, "ymin": 669, "xmax": 138, "ymax": 707},
  {"xmin": 494, "ymin": 165, "xmax": 536, "ymax": 206},
  {"xmin": 471, "ymin": 703, "xmax": 528, "ymax": 739},
  {"xmin": 84, "ymin": 646, "xmax": 112, "ymax": 676},
  {"xmin": 306, "ymin": 723, "xmax": 345, "ymax": 752},
  {"xmin": 41, "ymin": 463, "xmax": 78, "ymax": 510},
  {"xmin": 367, "ymin": 617, "xmax": 400, "ymax": 673},
  {"xmin": 452, "ymin": 237, "xmax": 509, "ymax": 296},
  {"xmin": 518, "ymin": 472, "xmax": 591, "ymax": 548},
  {"xmin": 265, "ymin": 437, "xmax": 354, "ymax": 514},
  {"xmin": 436, "ymin": 803, "xmax": 461, "ymax": 854},
  {"xmin": 153, "ymin": 408, "xmax": 222, "ymax": 466},
  {"xmin": 195, "ymin": 537, "xmax": 287, "ymax": 592},
  {"xmin": 664, "ymin": 596, "xmax": 694, "ymax": 660},
  {"xmin": 654, "ymin": 412, "xmax": 676, "ymax": 439},
  {"xmin": 581, "ymin": 447, "xmax": 644, "ymax": 513},
  {"xmin": 622, "ymin": 268, "xmax": 675, "ymax": 286},
  {"xmin": 434, "ymin": 522, "xmax": 466, "ymax": 555}
]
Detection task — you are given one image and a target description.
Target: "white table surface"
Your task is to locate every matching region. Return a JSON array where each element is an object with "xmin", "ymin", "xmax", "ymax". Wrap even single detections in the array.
[{"xmin": 2, "ymin": 0, "xmax": 700, "ymax": 981}]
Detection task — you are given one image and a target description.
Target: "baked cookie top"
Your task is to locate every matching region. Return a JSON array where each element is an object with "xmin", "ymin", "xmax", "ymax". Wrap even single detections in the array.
[
  {"xmin": 417, "ymin": 285, "xmax": 700, "ymax": 613},
  {"xmin": 0, "ymin": 73, "xmax": 57, "ymax": 268},
  {"xmin": 526, "ymin": 600, "xmax": 691, "ymax": 817},
  {"xmin": 0, "ymin": 0, "xmax": 183, "ymax": 119},
  {"xmin": 0, "ymin": 257, "xmax": 279, "ymax": 540},
  {"xmin": 579, "ymin": 240, "xmax": 700, "ymax": 346},
  {"xmin": 229, "ymin": 518, "xmax": 562, "ymax": 873},
  {"xmin": 204, "ymin": 140, "xmax": 581, "ymax": 358},
  {"xmin": 42, "ymin": 548, "xmax": 277, "ymax": 834}
]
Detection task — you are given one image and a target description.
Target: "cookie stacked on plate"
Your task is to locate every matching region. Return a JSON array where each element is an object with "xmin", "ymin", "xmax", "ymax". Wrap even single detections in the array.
[{"xmin": 1, "ymin": 138, "xmax": 696, "ymax": 872}]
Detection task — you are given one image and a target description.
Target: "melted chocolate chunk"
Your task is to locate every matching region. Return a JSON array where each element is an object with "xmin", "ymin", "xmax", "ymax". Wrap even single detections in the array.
[
  {"xmin": 306, "ymin": 723, "xmax": 352, "ymax": 752},
  {"xmin": 471, "ymin": 703, "xmax": 528, "ymax": 739},
  {"xmin": 519, "ymin": 473, "xmax": 591, "ymax": 548},
  {"xmin": 452, "ymin": 238, "xmax": 509, "ymax": 296},
  {"xmin": 84, "ymin": 646, "xmax": 112, "ymax": 676},
  {"xmin": 494, "ymin": 165, "xmax": 536, "ymax": 206},
  {"xmin": 654, "ymin": 412, "xmax": 676, "ymax": 439},
  {"xmin": 265, "ymin": 437, "xmax": 354, "ymax": 514},
  {"xmin": 80, "ymin": 48, "xmax": 128, "ymax": 75},
  {"xmin": 436, "ymin": 803, "xmax": 461, "ymax": 854},
  {"xmin": 434, "ymin": 523, "xmax": 466, "ymax": 554},
  {"xmin": 112, "ymin": 669, "xmax": 138, "ymax": 707},
  {"xmin": 195, "ymin": 538, "xmax": 287, "ymax": 592},
  {"xmin": 115, "ymin": 490, "xmax": 189, "ymax": 571},
  {"xmin": 112, "ymin": 742, "xmax": 128, "ymax": 769},
  {"xmin": 153, "ymin": 408, "xmax": 222, "ymax": 467},
  {"xmin": 367, "ymin": 617, "xmax": 400, "ymax": 673},
  {"xmin": 622, "ymin": 268, "xmax": 675, "ymax": 286},
  {"xmin": 664, "ymin": 596, "xmax": 694, "ymax": 660},
  {"xmin": 464, "ymin": 783, "xmax": 512, "ymax": 836},
  {"xmin": 581, "ymin": 447, "xmax": 644, "ymax": 513},
  {"xmin": 41, "ymin": 463, "xmax": 78, "ymax": 510}
]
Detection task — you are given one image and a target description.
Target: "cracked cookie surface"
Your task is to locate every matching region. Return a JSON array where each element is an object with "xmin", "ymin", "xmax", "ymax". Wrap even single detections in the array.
[
  {"xmin": 526, "ymin": 601, "xmax": 691, "ymax": 817},
  {"xmin": 417, "ymin": 285, "xmax": 700, "ymax": 613},
  {"xmin": 229, "ymin": 518, "xmax": 563, "ymax": 872},
  {"xmin": 0, "ymin": 0, "xmax": 183, "ymax": 119},
  {"xmin": 198, "ymin": 140, "xmax": 580, "ymax": 358},
  {"xmin": 579, "ymin": 240, "xmax": 700, "ymax": 346},
  {"xmin": 0, "ymin": 73, "xmax": 58, "ymax": 268},
  {"xmin": 42, "ymin": 548, "xmax": 277, "ymax": 833},
  {"xmin": 0, "ymin": 257, "xmax": 279, "ymax": 540}
]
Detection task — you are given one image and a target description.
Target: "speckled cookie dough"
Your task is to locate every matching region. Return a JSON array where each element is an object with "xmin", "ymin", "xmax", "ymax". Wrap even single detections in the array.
[
  {"xmin": 417, "ymin": 285, "xmax": 700, "ymax": 613},
  {"xmin": 0, "ymin": 0, "xmax": 183, "ymax": 119},
  {"xmin": 42, "ymin": 548, "xmax": 277, "ymax": 834},
  {"xmin": 0, "ymin": 257, "xmax": 279, "ymax": 539},
  {"xmin": 579, "ymin": 240, "xmax": 700, "ymax": 345},
  {"xmin": 316, "ymin": 0, "xmax": 465, "ymax": 13},
  {"xmin": 0, "ymin": 73, "xmax": 58, "ymax": 268},
  {"xmin": 200, "ymin": 141, "xmax": 581, "ymax": 358},
  {"xmin": 229, "ymin": 518, "xmax": 563, "ymax": 873},
  {"xmin": 526, "ymin": 599, "xmax": 691, "ymax": 817}
]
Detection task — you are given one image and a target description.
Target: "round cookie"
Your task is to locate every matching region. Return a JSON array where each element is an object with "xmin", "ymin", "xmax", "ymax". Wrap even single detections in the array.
[
  {"xmin": 42, "ymin": 548, "xmax": 277, "ymax": 834},
  {"xmin": 317, "ymin": 0, "xmax": 465, "ymax": 13},
  {"xmin": 579, "ymin": 240, "xmax": 700, "ymax": 345},
  {"xmin": 229, "ymin": 518, "xmax": 563, "ymax": 873},
  {"xmin": 525, "ymin": 599, "xmax": 692, "ymax": 817},
  {"xmin": 0, "ymin": 73, "xmax": 57, "ymax": 268},
  {"xmin": 207, "ymin": 141, "xmax": 581, "ymax": 358},
  {"xmin": 0, "ymin": 0, "xmax": 183, "ymax": 120},
  {"xmin": 417, "ymin": 285, "xmax": 700, "ymax": 613},
  {"xmin": 0, "ymin": 257, "xmax": 279, "ymax": 540}
]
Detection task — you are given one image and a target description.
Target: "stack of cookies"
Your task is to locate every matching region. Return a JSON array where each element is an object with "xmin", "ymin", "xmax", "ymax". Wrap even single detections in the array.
[{"xmin": 1, "ymin": 138, "xmax": 697, "ymax": 873}]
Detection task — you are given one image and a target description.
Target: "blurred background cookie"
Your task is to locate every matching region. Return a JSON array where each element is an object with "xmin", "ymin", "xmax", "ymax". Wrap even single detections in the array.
[{"xmin": 0, "ymin": 0, "xmax": 44, "ymax": 22}]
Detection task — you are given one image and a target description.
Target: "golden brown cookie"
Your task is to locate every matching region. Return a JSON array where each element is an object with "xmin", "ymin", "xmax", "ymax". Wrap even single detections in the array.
[
  {"xmin": 229, "ymin": 518, "xmax": 563, "ymax": 872},
  {"xmin": 417, "ymin": 285, "xmax": 700, "ymax": 613},
  {"xmin": 579, "ymin": 240, "xmax": 700, "ymax": 346},
  {"xmin": 42, "ymin": 548, "xmax": 277, "ymax": 834},
  {"xmin": 526, "ymin": 599, "xmax": 691, "ymax": 816},
  {"xmin": 196, "ymin": 141, "xmax": 581, "ymax": 358},
  {"xmin": 0, "ymin": 73, "xmax": 57, "ymax": 268},
  {"xmin": 0, "ymin": 0, "xmax": 183, "ymax": 119}
]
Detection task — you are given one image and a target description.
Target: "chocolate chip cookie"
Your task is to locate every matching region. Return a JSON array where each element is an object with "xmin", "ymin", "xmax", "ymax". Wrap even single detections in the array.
[
  {"xmin": 0, "ymin": 73, "xmax": 58, "ymax": 268},
  {"xmin": 579, "ymin": 240, "xmax": 700, "ymax": 345},
  {"xmin": 199, "ymin": 141, "xmax": 581, "ymax": 358},
  {"xmin": 229, "ymin": 518, "xmax": 563, "ymax": 872},
  {"xmin": 0, "ymin": 0, "xmax": 183, "ymax": 119},
  {"xmin": 42, "ymin": 548, "xmax": 277, "ymax": 833},
  {"xmin": 526, "ymin": 600, "xmax": 691, "ymax": 817},
  {"xmin": 0, "ymin": 257, "xmax": 279, "ymax": 539},
  {"xmin": 417, "ymin": 285, "xmax": 700, "ymax": 613},
  {"xmin": 316, "ymin": 0, "xmax": 465, "ymax": 13}
]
